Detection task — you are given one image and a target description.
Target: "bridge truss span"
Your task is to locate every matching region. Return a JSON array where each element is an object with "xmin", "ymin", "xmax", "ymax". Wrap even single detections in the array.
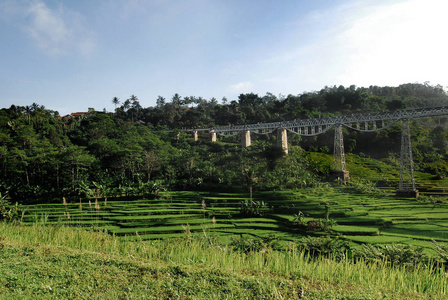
[
  {"xmin": 182, "ymin": 106, "xmax": 448, "ymax": 197},
  {"xmin": 208, "ymin": 106, "xmax": 448, "ymax": 136}
]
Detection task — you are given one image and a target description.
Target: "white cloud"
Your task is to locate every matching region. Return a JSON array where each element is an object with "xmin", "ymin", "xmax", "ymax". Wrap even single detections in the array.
[
  {"xmin": 230, "ymin": 81, "xmax": 255, "ymax": 93},
  {"xmin": 259, "ymin": 0, "xmax": 448, "ymax": 94},
  {"xmin": 1, "ymin": 0, "xmax": 96, "ymax": 57},
  {"xmin": 26, "ymin": 1, "xmax": 70, "ymax": 56},
  {"xmin": 336, "ymin": 0, "xmax": 448, "ymax": 87}
]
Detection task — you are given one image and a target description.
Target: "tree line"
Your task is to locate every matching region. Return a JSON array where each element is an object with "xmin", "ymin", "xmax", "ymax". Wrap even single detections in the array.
[
  {"xmin": 1, "ymin": 83, "xmax": 447, "ymax": 201},
  {"xmin": 112, "ymin": 83, "xmax": 447, "ymax": 128}
]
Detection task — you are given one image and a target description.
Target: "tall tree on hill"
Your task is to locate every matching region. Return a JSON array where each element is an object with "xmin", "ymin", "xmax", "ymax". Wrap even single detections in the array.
[
  {"xmin": 156, "ymin": 96, "xmax": 166, "ymax": 108},
  {"xmin": 242, "ymin": 167, "xmax": 259, "ymax": 202},
  {"xmin": 171, "ymin": 93, "xmax": 182, "ymax": 107},
  {"xmin": 122, "ymin": 99, "xmax": 131, "ymax": 112},
  {"xmin": 129, "ymin": 95, "xmax": 141, "ymax": 122},
  {"xmin": 143, "ymin": 150, "xmax": 160, "ymax": 182},
  {"xmin": 112, "ymin": 97, "xmax": 120, "ymax": 112}
]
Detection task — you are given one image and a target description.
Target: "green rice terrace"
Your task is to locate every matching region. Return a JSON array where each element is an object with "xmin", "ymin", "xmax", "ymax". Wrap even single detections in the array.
[
  {"xmin": 13, "ymin": 154, "xmax": 448, "ymax": 253},
  {"xmin": 18, "ymin": 186, "xmax": 448, "ymax": 252}
]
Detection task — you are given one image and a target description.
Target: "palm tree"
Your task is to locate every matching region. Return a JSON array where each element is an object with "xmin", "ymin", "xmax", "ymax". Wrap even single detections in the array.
[
  {"xmin": 112, "ymin": 97, "xmax": 120, "ymax": 111},
  {"xmin": 123, "ymin": 99, "xmax": 131, "ymax": 112},
  {"xmin": 129, "ymin": 95, "xmax": 141, "ymax": 122},
  {"xmin": 242, "ymin": 167, "xmax": 258, "ymax": 201},
  {"xmin": 25, "ymin": 105, "xmax": 32, "ymax": 125}
]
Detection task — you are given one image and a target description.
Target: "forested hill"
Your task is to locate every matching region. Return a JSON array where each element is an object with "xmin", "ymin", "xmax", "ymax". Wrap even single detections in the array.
[
  {"xmin": 139, "ymin": 83, "xmax": 448, "ymax": 129},
  {"xmin": 1, "ymin": 83, "xmax": 448, "ymax": 201}
]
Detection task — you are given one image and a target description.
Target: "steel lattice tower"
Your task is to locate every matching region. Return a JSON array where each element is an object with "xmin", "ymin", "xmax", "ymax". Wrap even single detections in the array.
[
  {"xmin": 397, "ymin": 119, "xmax": 418, "ymax": 197},
  {"xmin": 333, "ymin": 124, "xmax": 349, "ymax": 181}
]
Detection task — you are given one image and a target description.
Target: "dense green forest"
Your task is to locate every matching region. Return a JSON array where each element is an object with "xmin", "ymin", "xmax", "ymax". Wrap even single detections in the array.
[{"xmin": 1, "ymin": 83, "xmax": 448, "ymax": 201}]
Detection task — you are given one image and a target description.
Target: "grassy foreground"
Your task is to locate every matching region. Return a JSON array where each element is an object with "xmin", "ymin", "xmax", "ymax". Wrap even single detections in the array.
[{"xmin": 1, "ymin": 223, "xmax": 447, "ymax": 299}]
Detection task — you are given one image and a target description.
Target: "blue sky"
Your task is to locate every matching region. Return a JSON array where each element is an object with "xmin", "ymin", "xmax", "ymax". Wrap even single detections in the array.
[{"xmin": 1, "ymin": 0, "xmax": 447, "ymax": 115}]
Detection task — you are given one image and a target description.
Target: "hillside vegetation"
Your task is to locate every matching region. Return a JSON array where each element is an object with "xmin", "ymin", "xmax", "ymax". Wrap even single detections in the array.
[
  {"xmin": 1, "ymin": 83, "xmax": 448, "ymax": 201},
  {"xmin": 2, "ymin": 83, "xmax": 448, "ymax": 298}
]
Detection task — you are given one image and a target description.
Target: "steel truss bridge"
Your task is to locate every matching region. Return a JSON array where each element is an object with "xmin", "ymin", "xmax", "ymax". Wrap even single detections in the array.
[{"xmin": 182, "ymin": 106, "xmax": 448, "ymax": 197}]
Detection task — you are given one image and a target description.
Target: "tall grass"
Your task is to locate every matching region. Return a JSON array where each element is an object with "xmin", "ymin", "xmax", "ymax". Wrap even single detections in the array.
[{"xmin": 1, "ymin": 222, "xmax": 446, "ymax": 297}]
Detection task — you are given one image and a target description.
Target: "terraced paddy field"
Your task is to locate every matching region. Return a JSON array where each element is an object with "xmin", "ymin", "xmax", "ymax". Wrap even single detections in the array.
[{"xmin": 19, "ymin": 186, "xmax": 448, "ymax": 252}]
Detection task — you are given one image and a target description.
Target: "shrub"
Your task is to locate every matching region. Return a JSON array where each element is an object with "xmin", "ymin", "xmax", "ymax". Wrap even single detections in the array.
[
  {"xmin": 230, "ymin": 234, "xmax": 280, "ymax": 253},
  {"xmin": 239, "ymin": 199, "xmax": 269, "ymax": 217},
  {"xmin": 353, "ymin": 243, "xmax": 429, "ymax": 267},
  {"xmin": 305, "ymin": 219, "xmax": 337, "ymax": 232},
  {"xmin": 347, "ymin": 180, "xmax": 384, "ymax": 194},
  {"xmin": 296, "ymin": 236, "xmax": 351, "ymax": 260},
  {"xmin": 0, "ymin": 192, "xmax": 19, "ymax": 222},
  {"xmin": 432, "ymin": 240, "xmax": 448, "ymax": 266},
  {"xmin": 293, "ymin": 211, "xmax": 305, "ymax": 227}
]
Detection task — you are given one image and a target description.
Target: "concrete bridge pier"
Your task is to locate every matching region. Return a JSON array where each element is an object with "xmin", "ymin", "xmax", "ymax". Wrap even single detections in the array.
[
  {"xmin": 241, "ymin": 131, "xmax": 251, "ymax": 147},
  {"xmin": 193, "ymin": 130, "xmax": 198, "ymax": 141},
  {"xmin": 210, "ymin": 130, "xmax": 217, "ymax": 142},
  {"xmin": 276, "ymin": 128, "xmax": 288, "ymax": 155},
  {"xmin": 333, "ymin": 125, "xmax": 350, "ymax": 182}
]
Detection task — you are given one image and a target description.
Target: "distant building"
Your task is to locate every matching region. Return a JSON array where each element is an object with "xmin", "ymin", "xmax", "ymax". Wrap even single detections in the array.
[
  {"xmin": 70, "ymin": 112, "xmax": 91, "ymax": 117},
  {"xmin": 134, "ymin": 120, "xmax": 146, "ymax": 126},
  {"xmin": 57, "ymin": 112, "xmax": 91, "ymax": 120}
]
